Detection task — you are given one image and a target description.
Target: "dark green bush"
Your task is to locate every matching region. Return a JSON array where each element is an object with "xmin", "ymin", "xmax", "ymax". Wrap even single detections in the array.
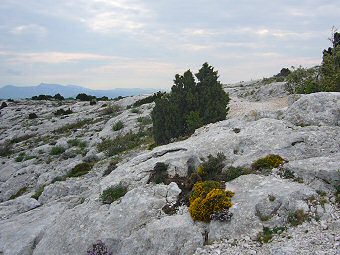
[
  {"xmin": 100, "ymin": 184, "xmax": 127, "ymax": 204},
  {"xmin": 152, "ymin": 63, "xmax": 230, "ymax": 145},
  {"xmin": 112, "ymin": 121, "xmax": 124, "ymax": 131},
  {"xmin": 197, "ymin": 152, "xmax": 226, "ymax": 181},
  {"xmin": 76, "ymin": 93, "xmax": 96, "ymax": 101},
  {"xmin": 132, "ymin": 91, "xmax": 166, "ymax": 107},
  {"xmin": 28, "ymin": 113, "xmax": 38, "ymax": 119},
  {"xmin": 54, "ymin": 108, "xmax": 73, "ymax": 116},
  {"xmin": 67, "ymin": 162, "xmax": 93, "ymax": 178}
]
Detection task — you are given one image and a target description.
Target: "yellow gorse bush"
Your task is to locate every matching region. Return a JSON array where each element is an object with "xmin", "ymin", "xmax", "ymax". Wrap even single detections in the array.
[{"xmin": 189, "ymin": 181, "xmax": 234, "ymax": 222}]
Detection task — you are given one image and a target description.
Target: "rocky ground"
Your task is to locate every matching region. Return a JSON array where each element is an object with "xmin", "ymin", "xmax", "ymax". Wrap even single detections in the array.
[{"xmin": 0, "ymin": 80, "xmax": 339, "ymax": 255}]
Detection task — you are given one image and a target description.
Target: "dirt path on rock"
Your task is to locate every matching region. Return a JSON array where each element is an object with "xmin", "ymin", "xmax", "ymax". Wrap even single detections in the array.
[{"xmin": 228, "ymin": 96, "xmax": 289, "ymax": 118}]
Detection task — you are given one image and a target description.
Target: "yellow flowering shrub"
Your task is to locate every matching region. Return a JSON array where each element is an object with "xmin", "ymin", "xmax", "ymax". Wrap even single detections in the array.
[
  {"xmin": 251, "ymin": 154, "xmax": 285, "ymax": 171},
  {"xmin": 189, "ymin": 181, "xmax": 234, "ymax": 222}
]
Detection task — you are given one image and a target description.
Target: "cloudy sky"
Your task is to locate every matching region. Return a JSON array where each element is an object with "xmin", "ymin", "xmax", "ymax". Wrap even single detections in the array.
[{"xmin": 0, "ymin": 0, "xmax": 338, "ymax": 89}]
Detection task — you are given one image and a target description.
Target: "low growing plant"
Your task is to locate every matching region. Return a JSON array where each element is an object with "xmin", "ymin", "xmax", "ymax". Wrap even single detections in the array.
[
  {"xmin": 50, "ymin": 146, "xmax": 65, "ymax": 155},
  {"xmin": 31, "ymin": 186, "xmax": 45, "ymax": 200},
  {"xmin": 9, "ymin": 187, "xmax": 28, "ymax": 200},
  {"xmin": 148, "ymin": 162, "xmax": 169, "ymax": 184},
  {"xmin": 287, "ymin": 209, "xmax": 310, "ymax": 226},
  {"xmin": 112, "ymin": 121, "xmax": 124, "ymax": 131},
  {"xmin": 100, "ymin": 184, "xmax": 128, "ymax": 204},
  {"xmin": 252, "ymin": 154, "xmax": 285, "ymax": 173},
  {"xmin": 66, "ymin": 162, "xmax": 94, "ymax": 178}
]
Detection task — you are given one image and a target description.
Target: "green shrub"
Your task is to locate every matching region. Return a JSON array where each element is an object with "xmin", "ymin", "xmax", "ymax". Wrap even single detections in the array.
[
  {"xmin": 31, "ymin": 186, "xmax": 45, "ymax": 200},
  {"xmin": 223, "ymin": 166, "xmax": 255, "ymax": 182},
  {"xmin": 100, "ymin": 184, "xmax": 128, "ymax": 204},
  {"xmin": 148, "ymin": 162, "xmax": 169, "ymax": 184},
  {"xmin": 9, "ymin": 187, "xmax": 28, "ymax": 200},
  {"xmin": 189, "ymin": 181, "xmax": 234, "ymax": 222},
  {"xmin": 66, "ymin": 162, "xmax": 93, "ymax": 178},
  {"xmin": 50, "ymin": 146, "xmax": 65, "ymax": 155},
  {"xmin": 197, "ymin": 152, "xmax": 226, "ymax": 181},
  {"xmin": 101, "ymin": 104, "xmax": 122, "ymax": 116},
  {"xmin": 152, "ymin": 63, "xmax": 230, "ymax": 145},
  {"xmin": 112, "ymin": 121, "xmax": 124, "ymax": 131},
  {"xmin": 132, "ymin": 91, "xmax": 166, "ymax": 107},
  {"xmin": 251, "ymin": 154, "xmax": 285, "ymax": 172}
]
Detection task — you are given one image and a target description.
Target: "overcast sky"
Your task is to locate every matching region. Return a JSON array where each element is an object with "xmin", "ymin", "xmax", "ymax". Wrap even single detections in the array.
[{"xmin": 0, "ymin": 0, "xmax": 339, "ymax": 89}]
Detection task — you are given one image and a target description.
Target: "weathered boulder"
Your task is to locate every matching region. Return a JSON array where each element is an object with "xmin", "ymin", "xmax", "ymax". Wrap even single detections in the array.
[
  {"xmin": 208, "ymin": 175, "xmax": 316, "ymax": 241},
  {"xmin": 284, "ymin": 92, "xmax": 340, "ymax": 126},
  {"xmin": 0, "ymin": 196, "xmax": 40, "ymax": 220},
  {"xmin": 33, "ymin": 183, "xmax": 203, "ymax": 255}
]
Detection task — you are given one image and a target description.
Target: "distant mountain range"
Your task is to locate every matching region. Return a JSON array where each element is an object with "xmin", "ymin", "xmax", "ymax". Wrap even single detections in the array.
[{"xmin": 0, "ymin": 83, "xmax": 159, "ymax": 99}]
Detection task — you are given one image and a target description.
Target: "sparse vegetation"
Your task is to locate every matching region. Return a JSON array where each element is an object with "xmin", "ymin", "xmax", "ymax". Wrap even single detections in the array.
[
  {"xmin": 31, "ymin": 186, "xmax": 45, "ymax": 200},
  {"xmin": 15, "ymin": 152, "xmax": 35, "ymax": 162},
  {"xmin": 130, "ymin": 108, "xmax": 141, "ymax": 114},
  {"xmin": 101, "ymin": 104, "xmax": 122, "ymax": 116},
  {"xmin": 50, "ymin": 146, "xmax": 65, "ymax": 155},
  {"xmin": 257, "ymin": 226, "xmax": 286, "ymax": 243},
  {"xmin": 66, "ymin": 162, "xmax": 94, "ymax": 178},
  {"xmin": 223, "ymin": 166, "xmax": 255, "ymax": 182},
  {"xmin": 9, "ymin": 187, "xmax": 28, "ymax": 200},
  {"xmin": 97, "ymin": 129, "xmax": 153, "ymax": 156},
  {"xmin": 54, "ymin": 119, "xmax": 94, "ymax": 133},
  {"xmin": 112, "ymin": 121, "xmax": 124, "ymax": 131},
  {"xmin": 287, "ymin": 209, "xmax": 310, "ymax": 226},
  {"xmin": 54, "ymin": 108, "xmax": 73, "ymax": 116},
  {"xmin": 67, "ymin": 138, "xmax": 87, "ymax": 149},
  {"xmin": 103, "ymin": 158, "xmax": 120, "ymax": 177},
  {"xmin": 137, "ymin": 116, "xmax": 152, "ymax": 126},
  {"xmin": 100, "ymin": 184, "xmax": 128, "ymax": 204},
  {"xmin": 148, "ymin": 162, "xmax": 169, "ymax": 184}
]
